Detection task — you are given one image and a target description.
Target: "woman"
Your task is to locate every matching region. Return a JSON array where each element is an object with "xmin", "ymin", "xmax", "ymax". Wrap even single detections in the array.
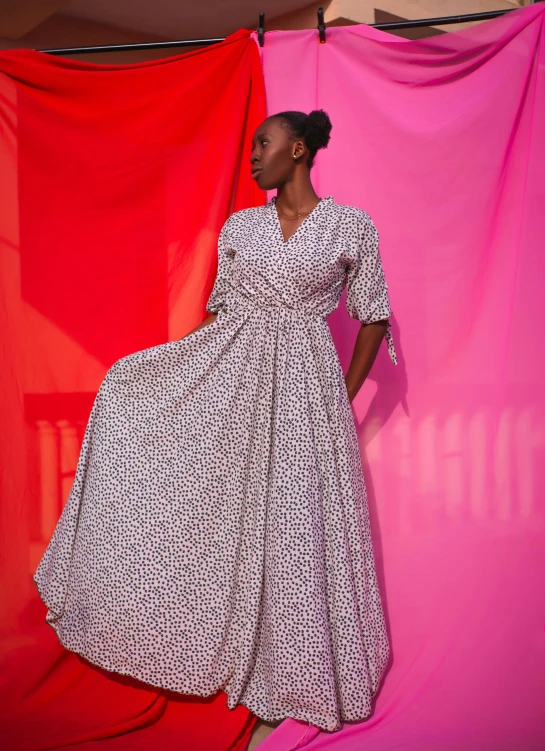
[{"xmin": 34, "ymin": 109, "xmax": 397, "ymax": 747}]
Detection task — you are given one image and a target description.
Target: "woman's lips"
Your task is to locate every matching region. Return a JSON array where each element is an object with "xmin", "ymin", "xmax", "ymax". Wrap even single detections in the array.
[{"xmin": 251, "ymin": 168, "xmax": 262, "ymax": 179}]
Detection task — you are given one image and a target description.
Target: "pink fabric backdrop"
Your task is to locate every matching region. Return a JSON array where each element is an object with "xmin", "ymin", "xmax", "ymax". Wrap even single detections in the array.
[{"xmin": 252, "ymin": 4, "xmax": 545, "ymax": 750}]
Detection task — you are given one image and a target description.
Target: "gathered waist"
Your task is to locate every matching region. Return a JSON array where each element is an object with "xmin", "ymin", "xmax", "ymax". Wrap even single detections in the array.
[
  {"xmin": 224, "ymin": 300, "xmax": 328, "ymax": 321},
  {"xmin": 220, "ymin": 300, "xmax": 398, "ymax": 366}
]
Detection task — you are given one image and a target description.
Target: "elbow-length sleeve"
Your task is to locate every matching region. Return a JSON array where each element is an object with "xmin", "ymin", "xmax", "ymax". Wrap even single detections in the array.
[
  {"xmin": 345, "ymin": 210, "xmax": 398, "ymax": 365},
  {"xmin": 205, "ymin": 215, "xmax": 234, "ymax": 316}
]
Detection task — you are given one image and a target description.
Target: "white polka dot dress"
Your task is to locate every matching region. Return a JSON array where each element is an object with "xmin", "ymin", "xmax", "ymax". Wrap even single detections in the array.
[{"xmin": 33, "ymin": 194, "xmax": 397, "ymax": 732}]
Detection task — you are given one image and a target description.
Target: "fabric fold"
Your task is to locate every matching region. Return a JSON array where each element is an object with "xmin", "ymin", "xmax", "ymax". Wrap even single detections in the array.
[{"xmin": 0, "ymin": 27, "xmax": 265, "ymax": 751}]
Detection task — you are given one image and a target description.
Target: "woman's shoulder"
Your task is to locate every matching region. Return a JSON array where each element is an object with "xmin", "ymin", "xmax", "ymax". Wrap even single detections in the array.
[
  {"xmin": 218, "ymin": 205, "xmax": 264, "ymax": 238},
  {"xmin": 333, "ymin": 202, "xmax": 377, "ymax": 239},
  {"xmin": 222, "ymin": 205, "xmax": 265, "ymax": 233},
  {"xmin": 335, "ymin": 201, "xmax": 372, "ymax": 223},
  {"xmin": 229, "ymin": 204, "xmax": 266, "ymax": 221}
]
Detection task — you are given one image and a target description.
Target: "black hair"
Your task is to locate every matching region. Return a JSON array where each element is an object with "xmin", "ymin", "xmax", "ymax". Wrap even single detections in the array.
[{"xmin": 272, "ymin": 109, "xmax": 332, "ymax": 169}]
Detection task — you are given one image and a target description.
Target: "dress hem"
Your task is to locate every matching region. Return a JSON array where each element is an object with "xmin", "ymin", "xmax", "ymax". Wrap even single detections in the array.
[{"xmin": 34, "ymin": 577, "xmax": 367, "ymax": 734}]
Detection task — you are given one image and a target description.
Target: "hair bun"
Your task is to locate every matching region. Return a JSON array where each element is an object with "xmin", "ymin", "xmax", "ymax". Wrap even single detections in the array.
[
  {"xmin": 270, "ymin": 108, "xmax": 332, "ymax": 169},
  {"xmin": 305, "ymin": 109, "xmax": 332, "ymax": 151}
]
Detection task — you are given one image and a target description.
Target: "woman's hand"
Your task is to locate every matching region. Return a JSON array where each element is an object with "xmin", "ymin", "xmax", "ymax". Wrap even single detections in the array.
[{"xmin": 180, "ymin": 313, "xmax": 218, "ymax": 339}]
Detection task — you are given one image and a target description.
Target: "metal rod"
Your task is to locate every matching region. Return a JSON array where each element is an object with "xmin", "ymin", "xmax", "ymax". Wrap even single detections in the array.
[
  {"xmin": 257, "ymin": 11, "xmax": 265, "ymax": 47},
  {"xmin": 317, "ymin": 7, "xmax": 326, "ymax": 44},
  {"xmin": 39, "ymin": 38, "xmax": 225, "ymax": 55},
  {"xmin": 37, "ymin": 6, "xmax": 538, "ymax": 56}
]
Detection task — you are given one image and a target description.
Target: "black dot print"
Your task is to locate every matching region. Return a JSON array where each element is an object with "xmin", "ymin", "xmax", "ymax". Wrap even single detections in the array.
[{"xmin": 33, "ymin": 194, "xmax": 395, "ymax": 732}]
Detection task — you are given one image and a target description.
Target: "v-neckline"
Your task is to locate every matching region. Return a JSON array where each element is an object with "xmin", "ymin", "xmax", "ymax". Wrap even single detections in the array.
[{"xmin": 271, "ymin": 195, "xmax": 331, "ymax": 245}]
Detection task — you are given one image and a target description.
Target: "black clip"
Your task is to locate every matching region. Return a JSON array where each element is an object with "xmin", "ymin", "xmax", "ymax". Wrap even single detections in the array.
[
  {"xmin": 317, "ymin": 7, "xmax": 326, "ymax": 43},
  {"xmin": 257, "ymin": 12, "xmax": 265, "ymax": 47}
]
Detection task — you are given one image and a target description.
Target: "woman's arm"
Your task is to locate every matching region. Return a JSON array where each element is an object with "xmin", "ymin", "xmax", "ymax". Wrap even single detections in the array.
[
  {"xmin": 182, "ymin": 313, "xmax": 218, "ymax": 338},
  {"xmin": 345, "ymin": 320, "xmax": 389, "ymax": 404}
]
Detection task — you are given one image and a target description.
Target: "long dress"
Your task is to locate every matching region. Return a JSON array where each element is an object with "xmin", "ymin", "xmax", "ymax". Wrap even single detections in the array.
[{"xmin": 33, "ymin": 193, "xmax": 397, "ymax": 732}]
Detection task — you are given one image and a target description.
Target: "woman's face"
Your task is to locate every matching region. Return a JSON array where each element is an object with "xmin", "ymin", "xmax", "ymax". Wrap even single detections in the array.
[{"xmin": 250, "ymin": 118, "xmax": 304, "ymax": 190}]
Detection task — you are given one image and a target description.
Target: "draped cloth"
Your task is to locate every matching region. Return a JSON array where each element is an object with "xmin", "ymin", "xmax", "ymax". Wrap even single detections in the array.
[
  {"xmin": 0, "ymin": 28, "xmax": 265, "ymax": 751},
  {"xmin": 253, "ymin": 4, "xmax": 545, "ymax": 749}
]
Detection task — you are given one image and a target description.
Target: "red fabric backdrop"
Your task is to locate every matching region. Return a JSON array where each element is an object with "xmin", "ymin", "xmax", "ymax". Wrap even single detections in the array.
[{"xmin": 0, "ymin": 28, "xmax": 266, "ymax": 750}]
